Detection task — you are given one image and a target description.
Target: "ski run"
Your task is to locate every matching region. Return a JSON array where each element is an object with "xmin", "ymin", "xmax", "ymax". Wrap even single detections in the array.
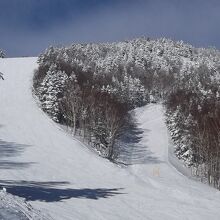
[{"xmin": 0, "ymin": 57, "xmax": 220, "ymax": 219}]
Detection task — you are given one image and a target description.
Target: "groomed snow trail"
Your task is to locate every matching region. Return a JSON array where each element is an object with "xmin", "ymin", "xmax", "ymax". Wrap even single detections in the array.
[{"xmin": 0, "ymin": 58, "xmax": 220, "ymax": 220}]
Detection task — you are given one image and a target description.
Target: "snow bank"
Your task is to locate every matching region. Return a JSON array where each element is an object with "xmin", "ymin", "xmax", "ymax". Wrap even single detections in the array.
[{"xmin": 0, "ymin": 190, "xmax": 52, "ymax": 220}]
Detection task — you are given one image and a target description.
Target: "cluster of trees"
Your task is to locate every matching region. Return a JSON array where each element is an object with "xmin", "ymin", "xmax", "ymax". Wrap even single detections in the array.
[
  {"xmin": 34, "ymin": 37, "xmax": 191, "ymax": 159},
  {"xmin": 61, "ymin": 83, "xmax": 129, "ymax": 159},
  {"xmin": 166, "ymin": 63, "xmax": 220, "ymax": 189},
  {"xmin": 34, "ymin": 37, "xmax": 220, "ymax": 189},
  {"xmin": 34, "ymin": 46, "xmax": 148, "ymax": 159}
]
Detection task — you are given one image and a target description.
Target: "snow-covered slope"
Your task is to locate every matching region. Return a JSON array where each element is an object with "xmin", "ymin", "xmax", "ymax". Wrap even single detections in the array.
[
  {"xmin": 0, "ymin": 58, "xmax": 220, "ymax": 220},
  {"xmin": 0, "ymin": 190, "xmax": 52, "ymax": 220}
]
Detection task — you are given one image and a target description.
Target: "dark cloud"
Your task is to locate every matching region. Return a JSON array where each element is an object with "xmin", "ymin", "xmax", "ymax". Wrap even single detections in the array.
[{"xmin": 0, "ymin": 0, "xmax": 220, "ymax": 57}]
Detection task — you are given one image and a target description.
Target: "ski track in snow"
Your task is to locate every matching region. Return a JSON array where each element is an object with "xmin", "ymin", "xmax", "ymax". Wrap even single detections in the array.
[{"xmin": 0, "ymin": 58, "xmax": 220, "ymax": 220}]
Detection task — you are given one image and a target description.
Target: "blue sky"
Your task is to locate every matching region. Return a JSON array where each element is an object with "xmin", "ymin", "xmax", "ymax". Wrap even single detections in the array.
[{"xmin": 1, "ymin": 0, "xmax": 220, "ymax": 57}]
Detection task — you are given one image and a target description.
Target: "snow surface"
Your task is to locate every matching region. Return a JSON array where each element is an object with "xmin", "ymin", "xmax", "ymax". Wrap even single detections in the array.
[
  {"xmin": 0, "ymin": 58, "xmax": 220, "ymax": 220},
  {"xmin": 0, "ymin": 190, "xmax": 52, "ymax": 220}
]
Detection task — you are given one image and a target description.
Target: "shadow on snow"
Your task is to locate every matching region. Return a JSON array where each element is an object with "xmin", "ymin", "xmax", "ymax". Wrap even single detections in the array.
[
  {"xmin": 0, "ymin": 180, "xmax": 124, "ymax": 202},
  {"xmin": 0, "ymin": 138, "xmax": 34, "ymax": 170},
  {"xmin": 0, "ymin": 126, "xmax": 123, "ymax": 202},
  {"xmin": 116, "ymin": 113, "xmax": 163, "ymax": 165}
]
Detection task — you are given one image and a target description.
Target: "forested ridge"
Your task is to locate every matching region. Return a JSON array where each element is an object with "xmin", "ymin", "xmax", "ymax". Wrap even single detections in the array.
[{"xmin": 33, "ymin": 37, "xmax": 220, "ymax": 189}]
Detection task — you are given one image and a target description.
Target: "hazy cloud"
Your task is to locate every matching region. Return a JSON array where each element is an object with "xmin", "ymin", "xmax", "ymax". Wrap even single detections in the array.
[{"xmin": 1, "ymin": 0, "xmax": 220, "ymax": 56}]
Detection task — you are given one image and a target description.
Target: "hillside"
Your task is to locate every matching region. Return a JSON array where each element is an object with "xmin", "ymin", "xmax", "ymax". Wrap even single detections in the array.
[
  {"xmin": 34, "ymin": 38, "xmax": 220, "ymax": 188},
  {"xmin": 0, "ymin": 58, "xmax": 220, "ymax": 219}
]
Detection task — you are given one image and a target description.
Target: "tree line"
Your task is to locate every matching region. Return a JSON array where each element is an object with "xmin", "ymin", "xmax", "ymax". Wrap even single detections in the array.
[
  {"xmin": 34, "ymin": 49, "xmax": 148, "ymax": 160},
  {"xmin": 33, "ymin": 38, "xmax": 220, "ymax": 189},
  {"xmin": 166, "ymin": 63, "xmax": 220, "ymax": 189}
]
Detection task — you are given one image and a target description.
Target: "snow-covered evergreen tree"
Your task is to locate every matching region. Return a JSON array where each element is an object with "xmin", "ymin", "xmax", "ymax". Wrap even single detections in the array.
[
  {"xmin": 37, "ymin": 64, "xmax": 68, "ymax": 122},
  {"xmin": 0, "ymin": 50, "xmax": 5, "ymax": 58}
]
